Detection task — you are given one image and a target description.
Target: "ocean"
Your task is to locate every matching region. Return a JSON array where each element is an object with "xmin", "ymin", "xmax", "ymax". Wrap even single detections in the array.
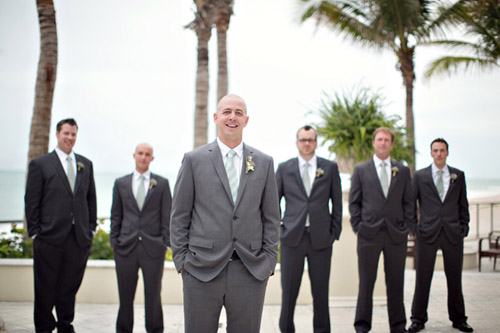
[{"xmin": 2, "ymin": 170, "xmax": 500, "ymax": 223}]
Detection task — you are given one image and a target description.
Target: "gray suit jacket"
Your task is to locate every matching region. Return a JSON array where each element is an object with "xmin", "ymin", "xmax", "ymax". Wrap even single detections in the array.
[
  {"xmin": 349, "ymin": 159, "xmax": 416, "ymax": 243},
  {"xmin": 413, "ymin": 165, "xmax": 469, "ymax": 244},
  {"xmin": 170, "ymin": 141, "xmax": 281, "ymax": 282},
  {"xmin": 276, "ymin": 157, "xmax": 342, "ymax": 249},
  {"xmin": 110, "ymin": 173, "xmax": 171, "ymax": 258},
  {"xmin": 25, "ymin": 151, "xmax": 97, "ymax": 247}
]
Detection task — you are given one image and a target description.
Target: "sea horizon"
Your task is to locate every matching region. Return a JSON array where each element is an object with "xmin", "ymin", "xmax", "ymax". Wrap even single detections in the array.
[{"xmin": 2, "ymin": 169, "xmax": 500, "ymax": 222}]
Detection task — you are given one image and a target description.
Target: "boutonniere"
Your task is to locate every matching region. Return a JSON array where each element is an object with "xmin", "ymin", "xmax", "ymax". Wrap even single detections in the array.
[
  {"xmin": 450, "ymin": 173, "xmax": 457, "ymax": 184},
  {"xmin": 77, "ymin": 162, "xmax": 84, "ymax": 171},
  {"xmin": 391, "ymin": 166, "xmax": 399, "ymax": 177},
  {"xmin": 316, "ymin": 168, "xmax": 324, "ymax": 178},
  {"xmin": 245, "ymin": 156, "xmax": 255, "ymax": 174},
  {"xmin": 149, "ymin": 178, "xmax": 157, "ymax": 190}
]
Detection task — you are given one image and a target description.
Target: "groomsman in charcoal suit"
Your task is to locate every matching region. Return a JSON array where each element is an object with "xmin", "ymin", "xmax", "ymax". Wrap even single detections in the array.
[
  {"xmin": 277, "ymin": 125, "xmax": 342, "ymax": 333},
  {"xmin": 110, "ymin": 143, "xmax": 171, "ymax": 333},
  {"xmin": 25, "ymin": 118, "xmax": 97, "ymax": 333},
  {"xmin": 170, "ymin": 94, "xmax": 281, "ymax": 333},
  {"xmin": 349, "ymin": 127, "xmax": 416, "ymax": 333},
  {"xmin": 408, "ymin": 138, "xmax": 473, "ymax": 333}
]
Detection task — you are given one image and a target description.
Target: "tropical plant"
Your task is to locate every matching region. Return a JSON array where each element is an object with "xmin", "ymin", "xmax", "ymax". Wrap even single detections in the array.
[
  {"xmin": 0, "ymin": 225, "xmax": 33, "ymax": 258},
  {"xmin": 214, "ymin": 0, "xmax": 234, "ymax": 103},
  {"xmin": 314, "ymin": 86, "xmax": 413, "ymax": 174},
  {"xmin": 187, "ymin": 0, "xmax": 216, "ymax": 148},
  {"xmin": 89, "ymin": 220, "xmax": 113, "ymax": 260},
  {"xmin": 424, "ymin": 0, "xmax": 500, "ymax": 78},
  {"xmin": 300, "ymin": 0, "xmax": 454, "ymax": 174},
  {"xmin": 23, "ymin": 0, "xmax": 58, "ymax": 236}
]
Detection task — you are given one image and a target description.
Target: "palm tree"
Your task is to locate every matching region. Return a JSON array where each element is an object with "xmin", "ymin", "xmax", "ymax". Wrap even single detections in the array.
[
  {"xmin": 214, "ymin": 0, "xmax": 233, "ymax": 103},
  {"xmin": 24, "ymin": 0, "xmax": 58, "ymax": 235},
  {"xmin": 187, "ymin": 0, "xmax": 215, "ymax": 148},
  {"xmin": 300, "ymin": 0, "xmax": 451, "ymax": 174},
  {"xmin": 314, "ymin": 86, "xmax": 413, "ymax": 174},
  {"xmin": 424, "ymin": 0, "xmax": 500, "ymax": 78}
]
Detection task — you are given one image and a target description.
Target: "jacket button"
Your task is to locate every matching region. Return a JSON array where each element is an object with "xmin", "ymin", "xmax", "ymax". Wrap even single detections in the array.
[
  {"xmin": 233, "ymin": 216, "xmax": 238, "ymax": 220},
  {"xmin": 233, "ymin": 238, "xmax": 237, "ymax": 242}
]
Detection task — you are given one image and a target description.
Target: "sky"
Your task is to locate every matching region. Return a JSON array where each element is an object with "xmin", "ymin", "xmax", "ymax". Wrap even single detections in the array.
[{"xmin": 1, "ymin": 0, "xmax": 499, "ymax": 183}]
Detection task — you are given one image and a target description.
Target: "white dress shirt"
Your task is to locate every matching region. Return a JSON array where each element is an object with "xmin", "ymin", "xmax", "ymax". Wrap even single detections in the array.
[
  {"xmin": 132, "ymin": 169, "xmax": 151, "ymax": 199},
  {"xmin": 373, "ymin": 155, "xmax": 391, "ymax": 187},
  {"xmin": 298, "ymin": 154, "xmax": 317, "ymax": 194},
  {"xmin": 217, "ymin": 138, "xmax": 244, "ymax": 188},
  {"xmin": 55, "ymin": 146, "xmax": 77, "ymax": 179},
  {"xmin": 431, "ymin": 163, "xmax": 450, "ymax": 200}
]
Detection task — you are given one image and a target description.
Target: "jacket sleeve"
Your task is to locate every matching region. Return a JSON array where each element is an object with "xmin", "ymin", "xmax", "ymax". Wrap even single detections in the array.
[
  {"xmin": 348, "ymin": 166, "xmax": 362, "ymax": 233},
  {"xmin": 161, "ymin": 179, "xmax": 172, "ymax": 247},
  {"xmin": 110, "ymin": 180, "xmax": 123, "ymax": 247},
  {"xmin": 329, "ymin": 162, "xmax": 343, "ymax": 240},
  {"xmin": 25, "ymin": 159, "xmax": 43, "ymax": 237},
  {"xmin": 87, "ymin": 161, "xmax": 98, "ymax": 232},
  {"xmin": 458, "ymin": 171, "xmax": 470, "ymax": 236}
]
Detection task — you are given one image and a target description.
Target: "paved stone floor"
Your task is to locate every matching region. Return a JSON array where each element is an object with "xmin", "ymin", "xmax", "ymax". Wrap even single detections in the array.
[{"xmin": 1, "ymin": 263, "xmax": 499, "ymax": 332}]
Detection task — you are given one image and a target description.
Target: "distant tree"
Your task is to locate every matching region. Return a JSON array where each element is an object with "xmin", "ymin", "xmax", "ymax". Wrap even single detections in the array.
[
  {"xmin": 24, "ymin": 0, "xmax": 58, "ymax": 236},
  {"xmin": 314, "ymin": 86, "xmax": 413, "ymax": 174},
  {"xmin": 187, "ymin": 0, "xmax": 215, "ymax": 148},
  {"xmin": 214, "ymin": 0, "xmax": 233, "ymax": 103},
  {"xmin": 300, "ymin": 0, "xmax": 456, "ymax": 174},
  {"xmin": 424, "ymin": 0, "xmax": 500, "ymax": 78}
]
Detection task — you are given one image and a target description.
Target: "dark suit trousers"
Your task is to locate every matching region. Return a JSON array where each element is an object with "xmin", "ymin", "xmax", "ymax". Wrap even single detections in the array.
[
  {"xmin": 114, "ymin": 242, "xmax": 165, "ymax": 333},
  {"xmin": 411, "ymin": 231, "xmax": 466, "ymax": 325},
  {"xmin": 280, "ymin": 231, "xmax": 332, "ymax": 333},
  {"xmin": 33, "ymin": 227, "xmax": 90, "ymax": 333},
  {"xmin": 355, "ymin": 229, "xmax": 407, "ymax": 333},
  {"xmin": 182, "ymin": 259, "xmax": 268, "ymax": 333}
]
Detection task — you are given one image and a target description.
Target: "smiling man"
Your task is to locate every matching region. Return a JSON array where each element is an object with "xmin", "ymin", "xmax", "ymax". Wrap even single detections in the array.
[
  {"xmin": 25, "ymin": 118, "xmax": 97, "ymax": 333},
  {"xmin": 170, "ymin": 94, "xmax": 280, "ymax": 333},
  {"xmin": 349, "ymin": 127, "xmax": 416, "ymax": 333}
]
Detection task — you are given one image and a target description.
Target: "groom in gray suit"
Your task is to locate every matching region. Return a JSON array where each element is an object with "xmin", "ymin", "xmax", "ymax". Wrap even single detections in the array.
[
  {"xmin": 170, "ymin": 94, "xmax": 281, "ymax": 333},
  {"xmin": 277, "ymin": 125, "xmax": 342, "ymax": 333},
  {"xmin": 111, "ymin": 143, "xmax": 172, "ymax": 333},
  {"xmin": 349, "ymin": 127, "xmax": 416, "ymax": 333}
]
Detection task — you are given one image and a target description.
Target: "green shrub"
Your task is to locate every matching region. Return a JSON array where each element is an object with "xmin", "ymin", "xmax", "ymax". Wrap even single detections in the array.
[{"xmin": 0, "ymin": 225, "xmax": 33, "ymax": 258}]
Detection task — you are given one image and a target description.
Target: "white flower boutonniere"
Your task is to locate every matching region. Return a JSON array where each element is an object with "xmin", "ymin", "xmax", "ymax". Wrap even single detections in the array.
[
  {"xmin": 450, "ymin": 173, "xmax": 458, "ymax": 184},
  {"xmin": 316, "ymin": 168, "xmax": 324, "ymax": 178},
  {"xmin": 149, "ymin": 178, "xmax": 157, "ymax": 190},
  {"xmin": 391, "ymin": 166, "xmax": 399, "ymax": 177},
  {"xmin": 245, "ymin": 156, "xmax": 255, "ymax": 174},
  {"xmin": 77, "ymin": 162, "xmax": 84, "ymax": 172}
]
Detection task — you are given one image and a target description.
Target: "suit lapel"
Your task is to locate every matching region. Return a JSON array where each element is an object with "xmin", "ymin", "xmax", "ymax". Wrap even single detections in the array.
[
  {"xmin": 310, "ymin": 157, "xmax": 321, "ymax": 195},
  {"xmin": 368, "ymin": 160, "xmax": 386, "ymax": 199},
  {"xmin": 386, "ymin": 160, "xmax": 398, "ymax": 199},
  {"xmin": 74, "ymin": 154, "xmax": 83, "ymax": 194},
  {"xmin": 208, "ymin": 141, "xmax": 234, "ymax": 205},
  {"xmin": 424, "ymin": 165, "xmax": 441, "ymax": 200},
  {"xmin": 235, "ymin": 145, "xmax": 251, "ymax": 208},
  {"xmin": 292, "ymin": 158, "xmax": 308, "ymax": 197},
  {"xmin": 49, "ymin": 151, "xmax": 73, "ymax": 196},
  {"xmin": 444, "ymin": 166, "xmax": 458, "ymax": 202},
  {"xmin": 142, "ymin": 173, "xmax": 157, "ymax": 210}
]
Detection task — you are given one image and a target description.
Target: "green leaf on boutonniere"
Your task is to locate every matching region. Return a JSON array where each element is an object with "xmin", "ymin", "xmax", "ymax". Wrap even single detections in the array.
[{"xmin": 245, "ymin": 156, "xmax": 255, "ymax": 174}]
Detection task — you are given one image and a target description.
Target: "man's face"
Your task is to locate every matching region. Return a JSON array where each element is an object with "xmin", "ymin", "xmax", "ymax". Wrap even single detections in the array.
[
  {"xmin": 296, "ymin": 129, "xmax": 317, "ymax": 160},
  {"xmin": 214, "ymin": 95, "xmax": 248, "ymax": 144},
  {"xmin": 56, "ymin": 124, "xmax": 77, "ymax": 154},
  {"xmin": 431, "ymin": 142, "xmax": 448, "ymax": 168},
  {"xmin": 372, "ymin": 131, "xmax": 394, "ymax": 160},
  {"xmin": 134, "ymin": 144, "xmax": 154, "ymax": 173}
]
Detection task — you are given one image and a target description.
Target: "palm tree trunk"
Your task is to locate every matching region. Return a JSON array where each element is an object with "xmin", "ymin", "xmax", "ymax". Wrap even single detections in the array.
[
  {"xmin": 398, "ymin": 47, "xmax": 416, "ymax": 175},
  {"xmin": 24, "ymin": 0, "xmax": 58, "ymax": 237},
  {"xmin": 216, "ymin": 25, "xmax": 228, "ymax": 104},
  {"xmin": 194, "ymin": 28, "xmax": 211, "ymax": 149}
]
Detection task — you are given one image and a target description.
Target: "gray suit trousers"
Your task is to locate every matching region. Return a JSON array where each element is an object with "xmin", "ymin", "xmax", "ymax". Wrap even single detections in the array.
[{"xmin": 182, "ymin": 260, "xmax": 268, "ymax": 333}]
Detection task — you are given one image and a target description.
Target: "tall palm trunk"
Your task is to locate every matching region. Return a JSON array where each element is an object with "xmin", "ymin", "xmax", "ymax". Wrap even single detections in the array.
[
  {"xmin": 194, "ymin": 27, "xmax": 212, "ymax": 148},
  {"xmin": 24, "ymin": 0, "xmax": 58, "ymax": 235},
  {"xmin": 398, "ymin": 47, "xmax": 416, "ymax": 175},
  {"xmin": 215, "ymin": 1, "xmax": 233, "ymax": 103}
]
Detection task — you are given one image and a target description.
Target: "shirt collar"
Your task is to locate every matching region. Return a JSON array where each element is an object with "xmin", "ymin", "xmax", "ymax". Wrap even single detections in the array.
[
  {"xmin": 217, "ymin": 137, "xmax": 244, "ymax": 158},
  {"xmin": 298, "ymin": 154, "xmax": 317, "ymax": 169},
  {"xmin": 134, "ymin": 169, "xmax": 151, "ymax": 180},
  {"xmin": 55, "ymin": 146, "xmax": 76, "ymax": 161},
  {"xmin": 373, "ymin": 155, "xmax": 390, "ymax": 167},
  {"xmin": 431, "ymin": 163, "xmax": 449, "ymax": 175}
]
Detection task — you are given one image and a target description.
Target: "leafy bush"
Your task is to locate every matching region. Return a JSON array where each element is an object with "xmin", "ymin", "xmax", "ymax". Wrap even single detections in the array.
[
  {"xmin": 89, "ymin": 227, "xmax": 113, "ymax": 259},
  {"xmin": 0, "ymin": 224, "xmax": 33, "ymax": 258}
]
